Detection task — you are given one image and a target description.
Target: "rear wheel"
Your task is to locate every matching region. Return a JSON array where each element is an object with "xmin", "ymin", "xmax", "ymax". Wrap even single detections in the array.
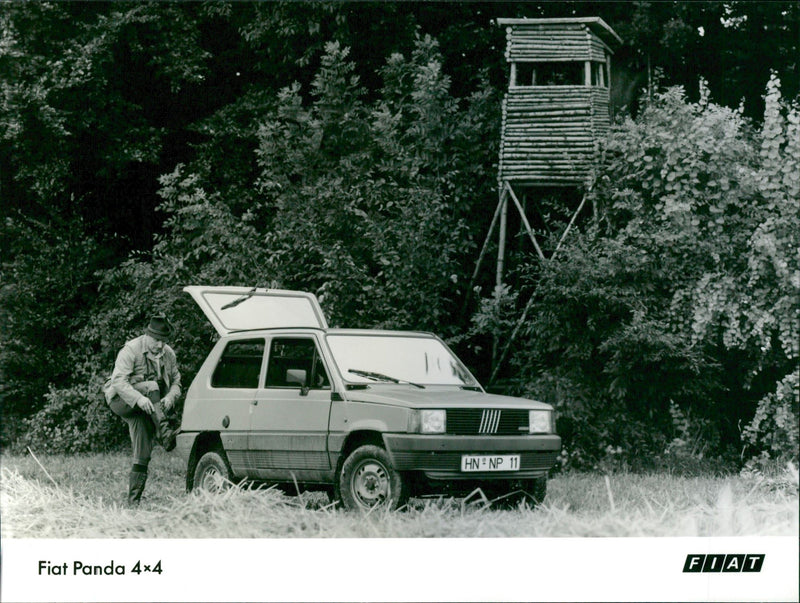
[
  {"xmin": 339, "ymin": 445, "xmax": 407, "ymax": 511},
  {"xmin": 193, "ymin": 450, "xmax": 234, "ymax": 492}
]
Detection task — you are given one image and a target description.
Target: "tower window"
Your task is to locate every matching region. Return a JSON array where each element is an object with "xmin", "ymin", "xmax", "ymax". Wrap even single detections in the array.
[
  {"xmin": 592, "ymin": 62, "xmax": 608, "ymax": 87},
  {"xmin": 514, "ymin": 62, "xmax": 584, "ymax": 86}
]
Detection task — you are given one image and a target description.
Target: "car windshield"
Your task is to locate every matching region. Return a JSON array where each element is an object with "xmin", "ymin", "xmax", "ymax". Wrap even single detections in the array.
[{"xmin": 326, "ymin": 334, "xmax": 477, "ymax": 386}]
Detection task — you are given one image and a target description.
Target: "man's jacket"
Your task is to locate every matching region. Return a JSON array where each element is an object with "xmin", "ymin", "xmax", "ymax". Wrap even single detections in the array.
[{"xmin": 103, "ymin": 335, "xmax": 181, "ymax": 408}]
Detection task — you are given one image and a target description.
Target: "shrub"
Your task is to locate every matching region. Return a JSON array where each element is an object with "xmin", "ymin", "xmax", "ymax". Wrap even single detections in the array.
[
  {"xmin": 500, "ymin": 77, "xmax": 797, "ymax": 473},
  {"xmin": 742, "ymin": 372, "xmax": 799, "ymax": 463},
  {"xmin": 20, "ymin": 377, "xmax": 127, "ymax": 454}
]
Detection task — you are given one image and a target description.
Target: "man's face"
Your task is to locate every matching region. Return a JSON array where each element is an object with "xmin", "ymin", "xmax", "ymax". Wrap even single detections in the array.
[{"xmin": 144, "ymin": 334, "xmax": 165, "ymax": 355}]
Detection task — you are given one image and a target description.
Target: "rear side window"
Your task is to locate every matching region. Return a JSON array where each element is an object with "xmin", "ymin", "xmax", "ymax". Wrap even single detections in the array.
[{"xmin": 211, "ymin": 339, "xmax": 265, "ymax": 389}]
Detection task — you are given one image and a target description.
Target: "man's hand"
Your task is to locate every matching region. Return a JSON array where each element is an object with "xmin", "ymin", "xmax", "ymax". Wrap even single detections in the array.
[
  {"xmin": 162, "ymin": 393, "xmax": 174, "ymax": 411},
  {"xmin": 136, "ymin": 396, "xmax": 155, "ymax": 415}
]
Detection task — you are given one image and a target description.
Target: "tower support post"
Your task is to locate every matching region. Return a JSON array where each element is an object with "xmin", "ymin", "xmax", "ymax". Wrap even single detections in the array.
[{"xmin": 495, "ymin": 187, "xmax": 508, "ymax": 289}]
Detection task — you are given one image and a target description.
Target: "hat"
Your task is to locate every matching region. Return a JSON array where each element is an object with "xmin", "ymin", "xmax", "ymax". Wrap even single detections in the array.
[{"xmin": 145, "ymin": 315, "xmax": 174, "ymax": 341}]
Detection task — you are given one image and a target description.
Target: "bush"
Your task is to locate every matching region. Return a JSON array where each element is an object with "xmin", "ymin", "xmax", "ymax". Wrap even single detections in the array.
[
  {"xmin": 742, "ymin": 372, "xmax": 799, "ymax": 463},
  {"xmin": 20, "ymin": 377, "xmax": 127, "ymax": 454},
  {"xmin": 499, "ymin": 77, "xmax": 797, "ymax": 473}
]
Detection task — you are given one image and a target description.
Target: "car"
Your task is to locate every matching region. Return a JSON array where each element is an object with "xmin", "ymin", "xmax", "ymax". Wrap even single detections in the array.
[{"xmin": 177, "ymin": 285, "xmax": 561, "ymax": 511}]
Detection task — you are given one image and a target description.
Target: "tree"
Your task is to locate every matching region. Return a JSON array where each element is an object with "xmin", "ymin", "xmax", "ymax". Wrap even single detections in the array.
[
  {"xmin": 1, "ymin": 3, "xmax": 211, "ymax": 445},
  {"xmin": 3, "ymin": 2, "xmax": 797, "ymax": 462},
  {"xmin": 691, "ymin": 74, "xmax": 799, "ymax": 465},
  {"xmin": 0, "ymin": 215, "xmax": 97, "ymax": 445}
]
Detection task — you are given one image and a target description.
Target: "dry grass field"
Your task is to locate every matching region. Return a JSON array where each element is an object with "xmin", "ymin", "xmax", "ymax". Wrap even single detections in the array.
[{"xmin": 1, "ymin": 450, "xmax": 797, "ymax": 539}]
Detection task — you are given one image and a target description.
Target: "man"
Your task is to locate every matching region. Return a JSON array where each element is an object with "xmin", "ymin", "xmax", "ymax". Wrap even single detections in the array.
[{"xmin": 104, "ymin": 315, "xmax": 181, "ymax": 506}]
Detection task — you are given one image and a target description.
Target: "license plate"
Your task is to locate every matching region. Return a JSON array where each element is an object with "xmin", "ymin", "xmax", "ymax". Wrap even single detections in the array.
[{"xmin": 461, "ymin": 454, "xmax": 520, "ymax": 472}]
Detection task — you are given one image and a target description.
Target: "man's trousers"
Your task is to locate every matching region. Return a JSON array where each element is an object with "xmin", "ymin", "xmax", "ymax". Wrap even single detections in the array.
[{"xmin": 108, "ymin": 380, "xmax": 170, "ymax": 465}]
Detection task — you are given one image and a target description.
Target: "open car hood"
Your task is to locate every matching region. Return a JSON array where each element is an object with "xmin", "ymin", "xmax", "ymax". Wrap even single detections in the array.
[{"xmin": 184, "ymin": 286, "xmax": 328, "ymax": 335}]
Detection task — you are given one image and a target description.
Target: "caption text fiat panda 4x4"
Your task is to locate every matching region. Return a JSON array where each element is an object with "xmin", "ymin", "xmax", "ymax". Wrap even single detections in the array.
[{"xmin": 178, "ymin": 286, "xmax": 561, "ymax": 511}]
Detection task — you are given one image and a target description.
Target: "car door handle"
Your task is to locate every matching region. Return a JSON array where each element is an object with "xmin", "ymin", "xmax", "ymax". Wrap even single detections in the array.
[{"xmin": 252, "ymin": 400, "xmax": 258, "ymax": 406}]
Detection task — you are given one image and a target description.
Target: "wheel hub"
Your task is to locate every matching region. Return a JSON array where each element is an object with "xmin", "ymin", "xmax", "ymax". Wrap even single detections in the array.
[
  {"xmin": 202, "ymin": 467, "xmax": 221, "ymax": 491},
  {"xmin": 353, "ymin": 461, "xmax": 389, "ymax": 506}
]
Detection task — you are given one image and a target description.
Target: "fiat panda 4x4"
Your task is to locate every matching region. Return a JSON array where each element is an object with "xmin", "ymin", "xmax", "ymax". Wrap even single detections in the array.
[{"xmin": 178, "ymin": 286, "xmax": 561, "ymax": 511}]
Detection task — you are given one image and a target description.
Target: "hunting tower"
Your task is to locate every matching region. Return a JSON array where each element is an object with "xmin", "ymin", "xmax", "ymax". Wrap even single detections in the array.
[
  {"xmin": 472, "ymin": 17, "xmax": 621, "ymax": 382},
  {"xmin": 484, "ymin": 17, "xmax": 621, "ymax": 289},
  {"xmin": 497, "ymin": 17, "xmax": 621, "ymax": 186}
]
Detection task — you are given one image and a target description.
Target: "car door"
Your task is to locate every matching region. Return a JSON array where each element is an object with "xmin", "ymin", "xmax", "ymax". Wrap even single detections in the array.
[
  {"xmin": 204, "ymin": 337, "xmax": 266, "ymax": 477},
  {"xmin": 248, "ymin": 335, "xmax": 334, "ymax": 482}
]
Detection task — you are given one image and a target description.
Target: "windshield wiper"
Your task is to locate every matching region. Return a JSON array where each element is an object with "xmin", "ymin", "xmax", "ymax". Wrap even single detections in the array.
[
  {"xmin": 221, "ymin": 287, "xmax": 258, "ymax": 310},
  {"xmin": 348, "ymin": 369, "xmax": 425, "ymax": 389}
]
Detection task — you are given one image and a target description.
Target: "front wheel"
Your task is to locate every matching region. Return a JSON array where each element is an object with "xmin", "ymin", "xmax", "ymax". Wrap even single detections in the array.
[
  {"xmin": 193, "ymin": 450, "xmax": 234, "ymax": 492},
  {"xmin": 338, "ymin": 445, "xmax": 407, "ymax": 511}
]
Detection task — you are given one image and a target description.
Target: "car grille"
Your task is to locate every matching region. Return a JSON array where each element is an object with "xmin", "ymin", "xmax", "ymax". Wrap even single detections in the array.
[{"xmin": 446, "ymin": 409, "xmax": 529, "ymax": 435}]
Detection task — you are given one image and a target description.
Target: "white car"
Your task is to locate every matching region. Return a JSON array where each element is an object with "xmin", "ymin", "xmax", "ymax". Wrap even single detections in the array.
[{"xmin": 177, "ymin": 286, "xmax": 561, "ymax": 510}]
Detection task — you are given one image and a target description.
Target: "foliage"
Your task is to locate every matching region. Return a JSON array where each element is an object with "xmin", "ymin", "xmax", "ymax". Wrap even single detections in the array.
[
  {"xmin": 687, "ymin": 74, "xmax": 800, "ymax": 463},
  {"xmin": 608, "ymin": 1, "xmax": 799, "ymax": 118},
  {"xmin": 502, "ymin": 77, "xmax": 798, "ymax": 471},
  {"xmin": 1, "ymin": 3, "xmax": 210, "ymax": 242},
  {"xmin": 0, "ymin": 215, "xmax": 98, "ymax": 444},
  {"xmin": 251, "ymin": 37, "xmax": 490, "ymax": 330},
  {"xmin": 511, "ymin": 234, "xmax": 723, "ymax": 472},
  {"xmin": 99, "ymin": 35, "xmax": 496, "ymax": 339},
  {"xmin": 2, "ymin": 3, "xmax": 797, "ymax": 469},
  {"xmin": 18, "ymin": 376, "xmax": 127, "ymax": 455},
  {"xmin": 1, "ymin": 2, "xmax": 212, "ymax": 448},
  {"xmin": 742, "ymin": 373, "xmax": 799, "ymax": 462},
  {"xmin": 25, "ymin": 33, "xmax": 499, "ymax": 454}
]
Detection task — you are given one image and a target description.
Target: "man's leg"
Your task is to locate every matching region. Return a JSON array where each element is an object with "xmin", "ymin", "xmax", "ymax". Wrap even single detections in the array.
[
  {"xmin": 134, "ymin": 381, "xmax": 176, "ymax": 452},
  {"xmin": 126, "ymin": 412, "xmax": 155, "ymax": 506},
  {"xmin": 128, "ymin": 462, "xmax": 148, "ymax": 506},
  {"xmin": 109, "ymin": 396, "xmax": 154, "ymax": 506}
]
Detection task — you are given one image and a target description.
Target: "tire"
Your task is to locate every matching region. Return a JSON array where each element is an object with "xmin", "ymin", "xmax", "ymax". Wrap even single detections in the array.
[
  {"xmin": 193, "ymin": 450, "xmax": 234, "ymax": 492},
  {"xmin": 338, "ymin": 445, "xmax": 407, "ymax": 511}
]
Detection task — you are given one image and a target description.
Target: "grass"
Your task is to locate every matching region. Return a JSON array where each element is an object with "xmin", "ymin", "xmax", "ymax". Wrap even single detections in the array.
[{"xmin": 1, "ymin": 450, "xmax": 797, "ymax": 539}]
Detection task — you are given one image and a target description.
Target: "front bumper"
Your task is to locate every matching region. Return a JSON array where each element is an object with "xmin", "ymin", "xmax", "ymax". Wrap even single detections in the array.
[{"xmin": 383, "ymin": 433, "xmax": 561, "ymax": 479}]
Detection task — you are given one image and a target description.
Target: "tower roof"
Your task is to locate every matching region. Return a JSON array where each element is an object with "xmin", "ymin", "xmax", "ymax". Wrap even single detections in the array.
[{"xmin": 496, "ymin": 17, "xmax": 622, "ymax": 48}]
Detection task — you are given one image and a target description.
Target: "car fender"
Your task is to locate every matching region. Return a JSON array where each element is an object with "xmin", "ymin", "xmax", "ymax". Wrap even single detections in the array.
[{"xmin": 329, "ymin": 399, "xmax": 410, "ymax": 435}]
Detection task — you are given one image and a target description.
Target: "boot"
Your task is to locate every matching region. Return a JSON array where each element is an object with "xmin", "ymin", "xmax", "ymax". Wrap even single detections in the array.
[
  {"xmin": 152, "ymin": 403, "xmax": 177, "ymax": 452},
  {"xmin": 147, "ymin": 390, "xmax": 176, "ymax": 452},
  {"xmin": 127, "ymin": 467, "xmax": 148, "ymax": 507}
]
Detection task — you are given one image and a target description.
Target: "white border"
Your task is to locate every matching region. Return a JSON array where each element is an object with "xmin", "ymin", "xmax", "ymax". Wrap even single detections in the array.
[{"xmin": 2, "ymin": 537, "xmax": 798, "ymax": 602}]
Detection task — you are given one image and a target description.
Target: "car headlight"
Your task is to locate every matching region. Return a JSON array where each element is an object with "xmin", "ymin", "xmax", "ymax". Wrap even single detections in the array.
[
  {"xmin": 529, "ymin": 410, "xmax": 552, "ymax": 434},
  {"xmin": 420, "ymin": 409, "xmax": 446, "ymax": 434}
]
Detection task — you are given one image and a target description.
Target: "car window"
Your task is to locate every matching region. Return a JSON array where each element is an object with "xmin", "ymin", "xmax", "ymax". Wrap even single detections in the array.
[
  {"xmin": 210, "ymin": 339, "xmax": 265, "ymax": 389},
  {"xmin": 265, "ymin": 338, "xmax": 330, "ymax": 389},
  {"xmin": 326, "ymin": 334, "xmax": 477, "ymax": 386}
]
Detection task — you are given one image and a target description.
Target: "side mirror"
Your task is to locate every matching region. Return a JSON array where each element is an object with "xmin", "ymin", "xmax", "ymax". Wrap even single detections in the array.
[{"xmin": 286, "ymin": 369, "xmax": 307, "ymax": 387}]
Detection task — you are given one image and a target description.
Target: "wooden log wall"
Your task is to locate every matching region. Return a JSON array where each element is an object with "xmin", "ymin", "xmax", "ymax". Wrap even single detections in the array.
[
  {"xmin": 505, "ymin": 23, "xmax": 611, "ymax": 62},
  {"xmin": 498, "ymin": 86, "xmax": 610, "ymax": 184},
  {"xmin": 497, "ymin": 21, "xmax": 615, "ymax": 185}
]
